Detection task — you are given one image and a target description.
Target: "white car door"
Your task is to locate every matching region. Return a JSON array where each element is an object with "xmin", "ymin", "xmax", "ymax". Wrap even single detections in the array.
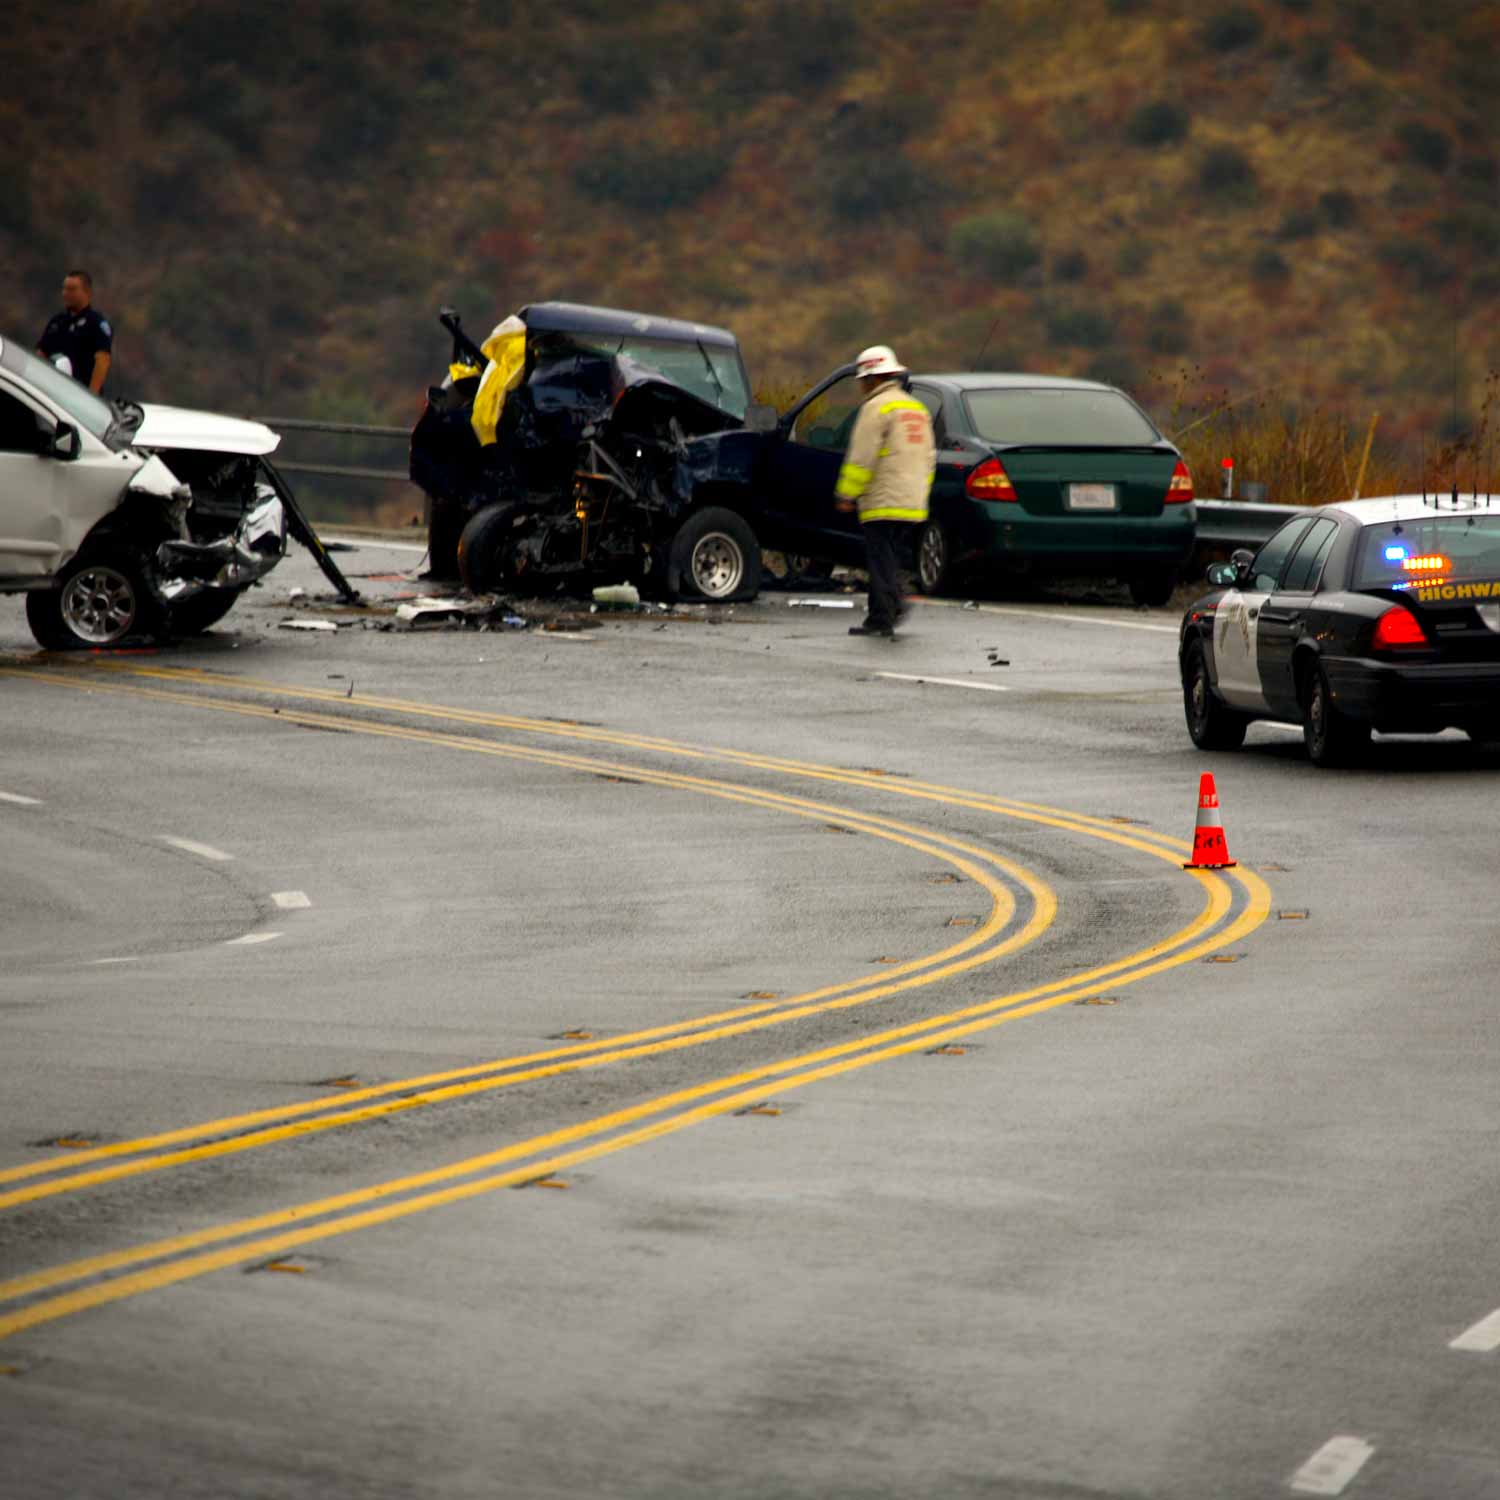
[
  {"xmin": 0, "ymin": 375, "xmax": 137, "ymax": 580},
  {"xmin": 1211, "ymin": 517, "xmax": 1315, "ymax": 711}
]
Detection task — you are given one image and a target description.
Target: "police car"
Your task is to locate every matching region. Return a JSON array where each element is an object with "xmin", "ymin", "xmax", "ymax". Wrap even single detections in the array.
[{"xmin": 1180, "ymin": 494, "xmax": 1500, "ymax": 765}]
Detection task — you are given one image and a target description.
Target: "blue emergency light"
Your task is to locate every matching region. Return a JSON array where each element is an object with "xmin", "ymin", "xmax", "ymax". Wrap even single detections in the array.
[{"xmin": 1384, "ymin": 543, "xmax": 1408, "ymax": 563}]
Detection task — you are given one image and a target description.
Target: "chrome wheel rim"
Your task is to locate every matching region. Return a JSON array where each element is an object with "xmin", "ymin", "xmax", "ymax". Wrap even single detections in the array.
[
  {"xmin": 919, "ymin": 525, "xmax": 944, "ymax": 589},
  {"xmin": 60, "ymin": 565, "xmax": 137, "ymax": 645},
  {"xmin": 690, "ymin": 532, "xmax": 743, "ymax": 598},
  {"xmin": 1190, "ymin": 667, "xmax": 1208, "ymax": 731}
]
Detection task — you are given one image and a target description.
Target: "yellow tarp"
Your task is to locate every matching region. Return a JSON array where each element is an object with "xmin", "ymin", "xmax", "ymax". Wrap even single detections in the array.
[{"xmin": 469, "ymin": 315, "xmax": 527, "ymax": 447}]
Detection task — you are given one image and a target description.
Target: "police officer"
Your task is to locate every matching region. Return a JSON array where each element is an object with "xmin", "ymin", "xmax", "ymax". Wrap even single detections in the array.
[
  {"xmin": 833, "ymin": 346, "xmax": 934, "ymax": 638},
  {"xmin": 37, "ymin": 270, "xmax": 113, "ymax": 393}
]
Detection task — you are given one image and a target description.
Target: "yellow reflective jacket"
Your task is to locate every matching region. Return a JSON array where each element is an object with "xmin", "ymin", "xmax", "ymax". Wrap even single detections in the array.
[{"xmin": 834, "ymin": 380, "xmax": 935, "ymax": 524}]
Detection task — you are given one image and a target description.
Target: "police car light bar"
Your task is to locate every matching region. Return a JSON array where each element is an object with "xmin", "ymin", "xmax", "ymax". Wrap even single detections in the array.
[{"xmin": 1402, "ymin": 554, "xmax": 1450, "ymax": 572}]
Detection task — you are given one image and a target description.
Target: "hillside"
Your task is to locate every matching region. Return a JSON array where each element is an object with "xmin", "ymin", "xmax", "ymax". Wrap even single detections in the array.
[{"xmin": 3, "ymin": 0, "xmax": 1498, "ymax": 499}]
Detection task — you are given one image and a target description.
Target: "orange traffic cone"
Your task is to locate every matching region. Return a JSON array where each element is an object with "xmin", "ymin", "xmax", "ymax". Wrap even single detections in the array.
[{"xmin": 1184, "ymin": 772, "xmax": 1236, "ymax": 869}]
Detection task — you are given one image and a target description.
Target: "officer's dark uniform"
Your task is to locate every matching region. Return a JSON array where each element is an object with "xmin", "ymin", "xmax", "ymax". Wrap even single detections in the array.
[{"xmin": 37, "ymin": 306, "xmax": 113, "ymax": 387}]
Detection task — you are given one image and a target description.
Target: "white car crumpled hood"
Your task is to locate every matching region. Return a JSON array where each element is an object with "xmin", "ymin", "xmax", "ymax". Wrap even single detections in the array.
[{"xmin": 133, "ymin": 403, "xmax": 280, "ymax": 457}]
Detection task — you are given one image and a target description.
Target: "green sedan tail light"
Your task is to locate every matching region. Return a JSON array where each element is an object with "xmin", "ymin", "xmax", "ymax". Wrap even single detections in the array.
[
  {"xmin": 1165, "ymin": 459, "xmax": 1194, "ymax": 504},
  {"xmin": 966, "ymin": 457, "xmax": 1018, "ymax": 502}
]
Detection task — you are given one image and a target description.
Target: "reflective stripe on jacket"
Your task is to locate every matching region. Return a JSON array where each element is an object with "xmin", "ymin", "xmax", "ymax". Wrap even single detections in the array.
[{"xmin": 834, "ymin": 380, "xmax": 935, "ymax": 524}]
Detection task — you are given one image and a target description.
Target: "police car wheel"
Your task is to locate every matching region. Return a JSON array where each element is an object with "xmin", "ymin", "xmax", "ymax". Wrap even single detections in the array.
[
  {"xmin": 1302, "ymin": 662, "xmax": 1369, "ymax": 767},
  {"xmin": 1183, "ymin": 641, "xmax": 1247, "ymax": 751},
  {"xmin": 27, "ymin": 549, "xmax": 161, "ymax": 650},
  {"xmin": 914, "ymin": 522, "xmax": 952, "ymax": 595}
]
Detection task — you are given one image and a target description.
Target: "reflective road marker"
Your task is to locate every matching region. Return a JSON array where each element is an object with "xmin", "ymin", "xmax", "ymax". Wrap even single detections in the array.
[
  {"xmin": 160, "ymin": 837, "xmax": 233, "ymax": 862},
  {"xmin": 1450, "ymin": 1306, "xmax": 1500, "ymax": 1352},
  {"xmin": 1289, "ymin": 1436, "xmax": 1375, "ymax": 1495},
  {"xmin": 876, "ymin": 672, "xmax": 1011, "ymax": 693}
]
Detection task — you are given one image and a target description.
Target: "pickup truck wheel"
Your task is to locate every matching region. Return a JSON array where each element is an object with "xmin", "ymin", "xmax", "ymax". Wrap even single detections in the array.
[
  {"xmin": 169, "ymin": 589, "xmax": 244, "ymax": 636},
  {"xmin": 914, "ymin": 521, "xmax": 952, "ymax": 595},
  {"xmin": 1302, "ymin": 661, "xmax": 1369, "ymax": 767},
  {"xmin": 457, "ymin": 503, "xmax": 524, "ymax": 594},
  {"xmin": 26, "ymin": 548, "xmax": 161, "ymax": 649},
  {"xmin": 670, "ymin": 507, "xmax": 761, "ymax": 602},
  {"xmin": 1183, "ymin": 640, "xmax": 1248, "ymax": 750}
]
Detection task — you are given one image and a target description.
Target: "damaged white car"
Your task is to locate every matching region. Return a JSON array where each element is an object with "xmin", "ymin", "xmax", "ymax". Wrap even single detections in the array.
[{"xmin": 0, "ymin": 334, "xmax": 292, "ymax": 648}]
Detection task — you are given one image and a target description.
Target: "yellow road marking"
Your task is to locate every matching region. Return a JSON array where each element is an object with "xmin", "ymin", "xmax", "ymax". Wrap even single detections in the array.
[{"xmin": 0, "ymin": 866, "xmax": 1267, "ymax": 1338}]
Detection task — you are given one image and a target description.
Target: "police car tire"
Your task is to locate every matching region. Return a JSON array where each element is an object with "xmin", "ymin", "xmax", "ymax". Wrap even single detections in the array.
[
  {"xmin": 1302, "ymin": 662, "xmax": 1369, "ymax": 767},
  {"xmin": 457, "ymin": 503, "xmax": 524, "ymax": 595},
  {"xmin": 1183, "ymin": 641, "xmax": 1248, "ymax": 751},
  {"xmin": 668, "ymin": 508, "xmax": 760, "ymax": 603},
  {"xmin": 26, "ymin": 548, "xmax": 162, "ymax": 650}
]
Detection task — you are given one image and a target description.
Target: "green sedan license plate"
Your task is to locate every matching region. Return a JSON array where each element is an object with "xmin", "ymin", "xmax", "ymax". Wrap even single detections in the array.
[{"xmin": 1066, "ymin": 484, "xmax": 1118, "ymax": 512}]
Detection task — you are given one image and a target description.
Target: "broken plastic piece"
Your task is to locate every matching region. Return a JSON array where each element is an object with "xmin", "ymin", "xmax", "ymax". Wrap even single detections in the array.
[
  {"xmin": 592, "ymin": 583, "xmax": 641, "ymax": 608},
  {"xmin": 279, "ymin": 618, "xmax": 339, "ymax": 632},
  {"xmin": 786, "ymin": 598, "xmax": 856, "ymax": 609}
]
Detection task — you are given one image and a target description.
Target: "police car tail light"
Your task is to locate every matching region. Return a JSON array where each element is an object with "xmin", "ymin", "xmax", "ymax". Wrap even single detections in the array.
[
  {"xmin": 1372, "ymin": 606, "xmax": 1428, "ymax": 651},
  {"xmin": 1165, "ymin": 460, "xmax": 1194, "ymax": 504},
  {"xmin": 966, "ymin": 458, "xmax": 1017, "ymax": 502}
]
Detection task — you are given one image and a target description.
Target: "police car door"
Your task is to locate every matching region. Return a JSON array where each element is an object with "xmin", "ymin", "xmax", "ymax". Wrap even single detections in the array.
[{"xmin": 1212, "ymin": 517, "xmax": 1314, "ymax": 710}]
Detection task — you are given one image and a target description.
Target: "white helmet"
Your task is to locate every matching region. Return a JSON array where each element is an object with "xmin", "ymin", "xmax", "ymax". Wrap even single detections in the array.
[{"xmin": 855, "ymin": 344, "xmax": 906, "ymax": 378}]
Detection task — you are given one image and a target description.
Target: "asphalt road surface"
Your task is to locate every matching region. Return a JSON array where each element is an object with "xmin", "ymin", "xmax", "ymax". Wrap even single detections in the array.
[{"xmin": 3, "ymin": 541, "xmax": 1500, "ymax": 1500}]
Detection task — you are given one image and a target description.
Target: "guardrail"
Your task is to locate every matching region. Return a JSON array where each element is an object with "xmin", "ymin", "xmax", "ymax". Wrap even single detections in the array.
[
  {"xmin": 1194, "ymin": 497, "xmax": 1301, "ymax": 550},
  {"xmin": 256, "ymin": 418, "xmax": 410, "ymax": 484}
]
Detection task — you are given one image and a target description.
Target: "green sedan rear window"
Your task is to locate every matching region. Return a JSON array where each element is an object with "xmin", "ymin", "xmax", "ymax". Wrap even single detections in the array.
[{"xmin": 962, "ymin": 388, "xmax": 1161, "ymax": 446}]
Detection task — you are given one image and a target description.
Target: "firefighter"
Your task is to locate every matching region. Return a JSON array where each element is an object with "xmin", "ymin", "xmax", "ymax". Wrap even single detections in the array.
[{"xmin": 833, "ymin": 346, "xmax": 934, "ymax": 638}]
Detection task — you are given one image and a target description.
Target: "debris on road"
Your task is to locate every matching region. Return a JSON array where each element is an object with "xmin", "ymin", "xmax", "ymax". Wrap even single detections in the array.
[
  {"xmin": 278, "ymin": 618, "xmax": 340, "ymax": 632},
  {"xmin": 786, "ymin": 598, "xmax": 856, "ymax": 609},
  {"xmin": 592, "ymin": 583, "xmax": 641, "ymax": 609}
]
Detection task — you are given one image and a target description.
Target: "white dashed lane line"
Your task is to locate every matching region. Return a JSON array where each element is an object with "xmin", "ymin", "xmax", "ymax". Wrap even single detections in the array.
[
  {"xmin": 271, "ymin": 890, "xmax": 312, "ymax": 910},
  {"xmin": 159, "ymin": 836, "xmax": 234, "ymax": 862},
  {"xmin": 1289, "ymin": 1436, "xmax": 1376, "ymax": 1495},
  {"xmin": 0, "ymin": 791, "xmax": 44, "ymax": 805},
  {"xmin": 876, "ymin": 672, "xmax": 1011, "ymax": 693},
  {"xmin": 1450, "ymin": 1307, "xmax": 1500, "ymax": 1352},
  {"xmin": 918, "ymin": 598, "xmax": 1180, "ymax": 634},
  {"xmin": 225, "ymin": 932, "xmax": 283, "ymax": 947}
]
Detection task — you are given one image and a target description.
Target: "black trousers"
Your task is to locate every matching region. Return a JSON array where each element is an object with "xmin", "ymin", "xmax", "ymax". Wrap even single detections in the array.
[{"xmin": 862, "ymin": 521, "xmax": 907, "ymax": 629}]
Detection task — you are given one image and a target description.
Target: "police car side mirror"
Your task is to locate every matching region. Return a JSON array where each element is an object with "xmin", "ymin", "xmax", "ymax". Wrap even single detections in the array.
[
  {"xmin": 50, "ymin": 422, "xmax": 80, "ymax": 461},
  {"xmin": 1206, "ymin": 561, "xmax": 1237, "ymax": 587},
  {"xmin": 744, "ymin": 403, "xmax": 778, "ymax": 434}
]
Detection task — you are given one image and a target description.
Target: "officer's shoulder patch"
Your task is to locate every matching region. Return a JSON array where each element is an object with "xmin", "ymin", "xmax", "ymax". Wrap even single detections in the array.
[{"xmin": 98, "ymin": 319, "xmax": 112, "ymax": 337}]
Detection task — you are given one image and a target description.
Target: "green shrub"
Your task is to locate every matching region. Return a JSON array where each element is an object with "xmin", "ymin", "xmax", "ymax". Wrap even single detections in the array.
[
  {"xmin": 824, "ymin": 153, "xmax": 933, "ymax": 224},
  {"xmin": 1198, "ymin": 144, "xmax": 1257, "ymax": 203},
  {"xmin": 1318, "ymin": 188, "xmax": 1358, "ymax": 227},
  {"xmin": 1276, "ymin": 208, "xmax": 1318, "ymax": 240},
  {"xmin": 1396, "ymin": 120, "xmax": 1452, "ymax": 173},
  {"xmin": 1126, "ymin": 100, "xmax": 1189, "ymax": 148},
  {"xmin": 1145, "ymin": 297, "xmax": 1191, "ymax": 355},
  {"xmin": 949, "ymin": 211, "xmax": 1041, "ymax": 282},
  {"xmin": 1250, "ymin": 247, "xmax": 1290, "ymax": 283},
  {"xmin": 1115, "ymin": 237, "xmax": 1155, "ymax": 277},
  {"xmin": 1052, "ymin": 248, "xmax": 1090, "ymax": 283},
  {"xmin": 573, "ymin": 40, "xmax": 652, "ymax": 114},
  {"xmin": 314, "ymin": 78, "xmax": 406, "ymax": 164},
  {"xmin": 1376, "ymin": 237, "xmax": 1453, "ymax": 287},
  {"xmin": 1435, "ymin": 205, "xmax": 1500, "ymax": 258},
  {"xmin": 1046, "ymin": 301, "xmax": 1114, "ymax": 348},
  {"xmin": 575, "ymin": 142, "xmax": 730, "ymax": 212},
  {"xmin": 1202, "ymin": 6, "xmax": 1264, "ymax": 51}
]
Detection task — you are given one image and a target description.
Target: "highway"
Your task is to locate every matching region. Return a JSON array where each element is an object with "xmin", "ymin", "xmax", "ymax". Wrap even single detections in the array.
[{"xmin": 3, "ymin": 542, "xmax": 1499, "ymax": 1499}]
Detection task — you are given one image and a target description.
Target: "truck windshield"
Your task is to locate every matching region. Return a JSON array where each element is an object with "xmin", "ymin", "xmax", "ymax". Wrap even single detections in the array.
[
  {"xmin": 1353, "ymin": 513, "xmax": 1500, "ymax": 591},
  {"xmin": 555, "ymin": 334, "xmax": 749, "ymax": 418},
  {"xmin": 963, "ymin": 387, "xmax": 1161, "ymax": 446},
  {"xmin": 0, "ymin": 339, "xmax": 115, "ymax": 440}
]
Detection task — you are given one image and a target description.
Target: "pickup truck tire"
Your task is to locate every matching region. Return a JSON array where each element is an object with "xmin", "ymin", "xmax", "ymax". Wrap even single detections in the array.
[
  {"xmin": 26, "ymin": 547, "xmax": 162, "ymax": 650},
  {"xmin": 170, "ymin": 589, "xmax": 244, "ymax": 636},
  {"xmin": 669, "ymin": 507, "xmax": 761, "ymax": 603},
  {"xmin": 457, "ymin": 503, "xmax": 524, "ymax": 595}
]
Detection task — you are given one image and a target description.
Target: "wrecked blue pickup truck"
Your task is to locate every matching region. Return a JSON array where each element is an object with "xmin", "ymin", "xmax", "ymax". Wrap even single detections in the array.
[{"xmin": 410, "ymin": 302, "xmax": 866, "ymax": 601}]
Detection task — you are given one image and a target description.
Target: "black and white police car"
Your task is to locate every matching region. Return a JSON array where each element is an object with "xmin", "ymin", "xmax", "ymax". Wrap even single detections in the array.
[{"xmin": 1180, "ymin": 493, "xmax": 1500, "ymax": 765}]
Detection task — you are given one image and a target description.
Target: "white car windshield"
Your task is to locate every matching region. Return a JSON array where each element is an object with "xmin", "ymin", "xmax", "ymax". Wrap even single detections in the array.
[{"xmin": 0, "ymin": 337, "xmax": 115, "ymax": 440}]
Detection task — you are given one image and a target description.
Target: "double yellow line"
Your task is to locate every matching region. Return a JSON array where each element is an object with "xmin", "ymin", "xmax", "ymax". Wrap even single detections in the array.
[{"xmin": 0, "ymin": 660, "xmax": 1270, "ymax": 1342}]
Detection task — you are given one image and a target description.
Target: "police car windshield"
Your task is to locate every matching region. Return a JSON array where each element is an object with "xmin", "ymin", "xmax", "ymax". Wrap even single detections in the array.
[
  {"xmin": 1354, "ymin": 514, "xmax": 1500, "ymax": 591},
  {"xmin": 963, "ymin": 388, "xmax": 1161, "ymax": 447},
  {"xmin": 554, "ymin": 334, "xmax": 749, "ymax": 418},
  {"xmin": 0, "ymin": 338, "xmax": 114, "ymax": 440}
]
